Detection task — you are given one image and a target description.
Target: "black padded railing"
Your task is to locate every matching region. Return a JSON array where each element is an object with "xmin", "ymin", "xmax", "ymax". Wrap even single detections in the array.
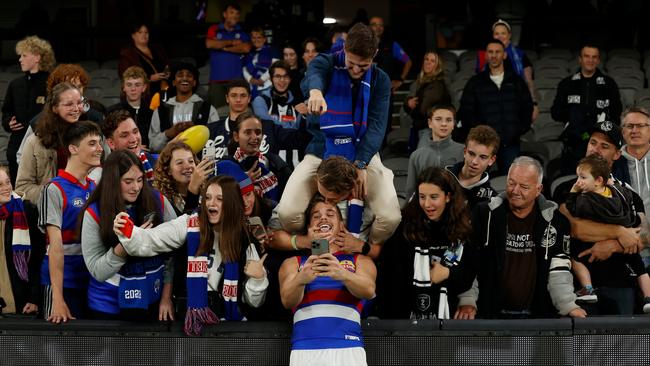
[{"xmin": 1, "ymin": 316, "xmax": 649, "ymax": 365}]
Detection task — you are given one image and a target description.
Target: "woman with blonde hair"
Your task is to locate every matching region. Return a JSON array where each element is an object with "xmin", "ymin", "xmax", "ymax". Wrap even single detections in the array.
[
  {"xmin": 3, "ymin": 35, "xmax": 56, "ymax": 184},
  {"xmin": 403, "ymin": 50, "xmax": 451, "ymax": 151}
]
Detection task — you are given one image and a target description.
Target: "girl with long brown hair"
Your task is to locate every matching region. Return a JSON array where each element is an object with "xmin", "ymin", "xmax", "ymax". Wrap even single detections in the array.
[
  {"xmin": 376, "ymin": 166, "xmax": 477, "ymax": 320},
  {"xmin": 112, "ymin": 175, "xmax": 268, "ymax": 335},
  {"xmin": 80, "ymin": 150, "xmax": 177, "ymax": 321}
]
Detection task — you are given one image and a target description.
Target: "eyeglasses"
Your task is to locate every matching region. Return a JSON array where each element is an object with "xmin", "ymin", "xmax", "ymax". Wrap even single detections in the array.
[{"xmin": 623, "ymin": 123, "xmax": 650, "ymax": 130}]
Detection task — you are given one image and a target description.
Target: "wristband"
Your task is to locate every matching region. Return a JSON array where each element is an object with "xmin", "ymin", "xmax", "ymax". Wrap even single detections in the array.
[
  {"xmin": 361, "ymin": 242, "xmax": 371, "ymax": 255},
  {"xmin": 291, "ymin": 235, "xmax": 299, "ymax": 251}
]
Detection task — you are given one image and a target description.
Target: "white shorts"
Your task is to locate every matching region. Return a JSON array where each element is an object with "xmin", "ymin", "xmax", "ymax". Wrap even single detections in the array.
[{"xmin": 289, "ymin": 347, "xmax": 367, "ymax": 366}]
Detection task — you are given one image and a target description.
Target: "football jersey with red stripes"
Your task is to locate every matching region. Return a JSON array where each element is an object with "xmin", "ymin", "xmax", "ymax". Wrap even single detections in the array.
[
  {"xmin": 40, "ymin": 170, "xmax": 95, "ymax": 288},
  {"xmin": 291, "ymin": 253, "xmax": 364, "ymax": 350}
]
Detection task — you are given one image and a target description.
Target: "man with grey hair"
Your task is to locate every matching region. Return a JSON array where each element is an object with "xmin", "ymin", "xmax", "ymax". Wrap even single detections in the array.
[
  {"xmin": 619, "ymin": 106, "xmax": 650, "ymax": 267},
  {"xmin": 456, "ymin": 156, "xmax": 585, "ymax": 319}
]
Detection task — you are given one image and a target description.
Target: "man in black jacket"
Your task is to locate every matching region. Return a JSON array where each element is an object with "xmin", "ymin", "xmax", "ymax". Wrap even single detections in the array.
[
  {"xmin": 457, "ymin": 40, "xmax": 533, "ymax": 175},
  {"xmin": 460, "ymin": 156, "xmax": 585, "ymax": 319},
  {"xmin": 552, "ymin": 44, "xmax": 622, "ymax": 174},
  {"xmin": 1, "ymin": 36, "xmax": 55, "ymax": 184}
]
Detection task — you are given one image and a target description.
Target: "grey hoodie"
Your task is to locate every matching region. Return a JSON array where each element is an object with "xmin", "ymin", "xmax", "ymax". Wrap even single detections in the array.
[
  {"xmin": 621, "ymin": 146, "xmax": 650, "ymax": 214},
  {"xmin": 406, "ymin": 137, "xmax": 464, "ymax": 200}
]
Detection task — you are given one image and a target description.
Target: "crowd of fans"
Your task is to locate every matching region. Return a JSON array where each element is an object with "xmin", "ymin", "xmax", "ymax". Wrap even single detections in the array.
[{"xmin": 2, "ymin": 2, "xmax": 650, "ymax": 365}]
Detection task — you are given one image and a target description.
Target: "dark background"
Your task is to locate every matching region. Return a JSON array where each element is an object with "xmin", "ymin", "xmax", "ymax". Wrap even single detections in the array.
[{"xmin": 0, "ymin": 0, "xmax": 649, "ymax": 75}]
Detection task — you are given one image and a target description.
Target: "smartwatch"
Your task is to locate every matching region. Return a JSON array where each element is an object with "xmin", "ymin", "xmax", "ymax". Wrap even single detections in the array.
[
  {"xmin": 353, "ymin": 160, "xmax": 367, "ymax": 170},
  {"xmin": 361, "ymin": 242, "xmax": 371, "ymax": 255}
]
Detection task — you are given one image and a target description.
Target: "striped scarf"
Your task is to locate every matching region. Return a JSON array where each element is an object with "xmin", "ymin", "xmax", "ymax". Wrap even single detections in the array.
[
  {"xmin": 320, "ymin": 51, "xmax": 372, "ymax": 161},
  {"xmin": 184, "ymin": 211, "xmax": 243, "ymax": 335},
  {"xmin": 243, "ymin": 44, "xmax": 275, "ymax": 80},
  {"xmin": 505, "ymin": 44, "xmax": 525, "ymax": 76},
  {"xmin": 232, "ymin": 148, "xmax": 278, "ymax": 201},
  {"xmin": 0, "ymin": 193, "xmax": 31, "ymax": 282},
  {"xmin": 139, "ymin": 151, "xmax": 154, "ymax": 183}
]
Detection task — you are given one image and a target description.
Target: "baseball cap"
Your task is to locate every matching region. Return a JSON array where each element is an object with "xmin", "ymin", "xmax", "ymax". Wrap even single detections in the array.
[{"xmin": 589, "ymin": 121, "xmax": 623, "ymax": 148}]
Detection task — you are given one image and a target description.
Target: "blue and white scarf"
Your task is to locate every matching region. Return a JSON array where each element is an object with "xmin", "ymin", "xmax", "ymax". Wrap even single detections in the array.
[
  {"xmin": 320, "ymin": 51, "xmax": 372, "ymax": 161},
  {"xmin": 505, "ymin": 44, "xmax": 525, "ymax": 76}
]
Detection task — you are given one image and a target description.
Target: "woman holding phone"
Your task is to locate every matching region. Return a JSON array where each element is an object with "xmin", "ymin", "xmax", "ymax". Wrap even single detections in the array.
[
  {"xmin": 153, "ymin": 141, "xmax": 213, "ymax": 216},
  {"xmin": 112, "ymin": 175, "xmax": 268, "ymax": 335},
  {"xmin": 80, "ymin": 150, "xmax": 177, "ymax": 321},
  {"xmin": 376, "ymin": 167, "xmax": 477, "ymax": 320}
]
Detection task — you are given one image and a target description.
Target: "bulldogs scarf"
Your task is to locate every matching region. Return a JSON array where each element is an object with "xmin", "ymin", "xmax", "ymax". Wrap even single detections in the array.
[
  {"xmin": 320, "ymin": 51, "xmax": 372, "ymax": 161},
  {"xmin": 184, "ymin": 211, "xmax": 243, "ymax": 335},
  {"xmin": 0, "ymin": 193, "xmax": 30, "ymax": 282},
  {"xmin": 139, "ymin": 151, "xmax": 154, "ymax": 184},
  {"xmin": 232, "ymin": 148, "xmax": 278, "ymax": 200}
]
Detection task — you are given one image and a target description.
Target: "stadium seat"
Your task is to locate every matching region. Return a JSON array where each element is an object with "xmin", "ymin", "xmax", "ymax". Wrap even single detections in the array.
[
  {"xmin": 634, "ymin": 89, "xmax": 650, "ymax": 105},
  {"xmin": 3, "ymin": 65, "xmax": 21, "ymax": 73},
  {"xmin": 608, "ymin": 48, "xmax": 640, "ymax": 62},
  {"xmin": 539, "ymin": 48, "xmax": 572, "ymax": 61},
  {"xmin": 78, "ymin": 60, "xmax": 100, "ymax": 72},
  {"xmin": 458, "ymin": 50, "xmax": 477, "ymax": 65},
  {"xmin": 101, "ymin": 59, "xmax": 119, "ymax": 70},
  {"xmin": 534, "ymin": 79, "xmax": 558, "ymax": 102},
  {"xmin": 550, "ymin": 174, "xmax": 577, "ymax": 198},
  {"xmin": 383, "ymin": 157, "xmax": 409, "ymax": 177},
  {"xmin": 534, "ymin": 68, "xmax": 567, "ymax": 82}
]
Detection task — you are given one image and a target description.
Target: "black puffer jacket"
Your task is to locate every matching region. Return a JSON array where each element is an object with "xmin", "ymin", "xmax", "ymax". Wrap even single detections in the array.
[{"xmin": 457, "ymin": 68, "xmax": 533, "ymax": 146}]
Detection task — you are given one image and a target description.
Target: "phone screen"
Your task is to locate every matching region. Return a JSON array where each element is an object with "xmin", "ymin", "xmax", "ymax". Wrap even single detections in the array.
[{"xmin": 248, "ymin": 216, "xmax": 267, "ymax": 242}]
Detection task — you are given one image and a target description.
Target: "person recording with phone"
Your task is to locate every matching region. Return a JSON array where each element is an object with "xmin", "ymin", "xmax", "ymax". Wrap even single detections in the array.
[
  {"xmin": 279, "ymin": 194, "xmax": 376, "ymax": 366},
  {"xmin": 153, "ymin": 141, "xmax": 213, "ymax": 216},
  {"xmin": 80, "ymin": 150, "xmax": 177, "ymax": 321},
  {"xmin": 112, "ymin": 175, "xmax": 268, "ymax": 335}
]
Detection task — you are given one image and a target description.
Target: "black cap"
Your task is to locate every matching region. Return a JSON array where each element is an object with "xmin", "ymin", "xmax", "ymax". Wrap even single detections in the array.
[{"xmin": 589, "ymin": 121, "xmax": 623, "ymax": 148}]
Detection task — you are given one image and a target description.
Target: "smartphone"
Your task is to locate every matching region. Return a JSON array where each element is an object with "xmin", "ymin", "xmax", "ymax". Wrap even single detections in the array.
[
  {"xmin": 143, "ymin": 212, "xmax": 157, "ymax": 225},
  {"xmin": 247, "ymin": 216, "xmax": 267, "ymax": 241},
  {"xmin": 120, "ymin": 216, "xmax": 135, "ymax": 238},
  {"xmin": 241, "ymin": 156, "xmax": 259, "ymax": 171},
  {"xmin": 311, "ymin": 238, "xmax": 329, "ymax": 256}
]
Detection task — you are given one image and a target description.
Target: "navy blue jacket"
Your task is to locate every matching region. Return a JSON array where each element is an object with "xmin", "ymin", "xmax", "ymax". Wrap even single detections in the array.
[{"xmin": 301, "ymin": 53, "xmax": 391, "ymax": 165}]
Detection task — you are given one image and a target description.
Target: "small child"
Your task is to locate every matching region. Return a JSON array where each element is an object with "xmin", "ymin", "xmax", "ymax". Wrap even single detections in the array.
[
  {"xmin": 566, "ymin": 155, "xmax": 650, "ymax": 313},
  {"xmin": 243, "ymin": 28, "xmax": 279, "ymax": 99}
]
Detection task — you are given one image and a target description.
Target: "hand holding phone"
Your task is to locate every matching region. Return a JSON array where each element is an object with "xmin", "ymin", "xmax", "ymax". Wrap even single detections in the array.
[
  {"xmin": 248, "ymin": 216, "xmax": 268, "ymax": 245},
  {"xmin": 311, "ymin": 238, "xmax": 329, "ymax": 256},
  {"xmin": 120, "ymin": 216, "xmax": 135, "ymax": 238}
]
